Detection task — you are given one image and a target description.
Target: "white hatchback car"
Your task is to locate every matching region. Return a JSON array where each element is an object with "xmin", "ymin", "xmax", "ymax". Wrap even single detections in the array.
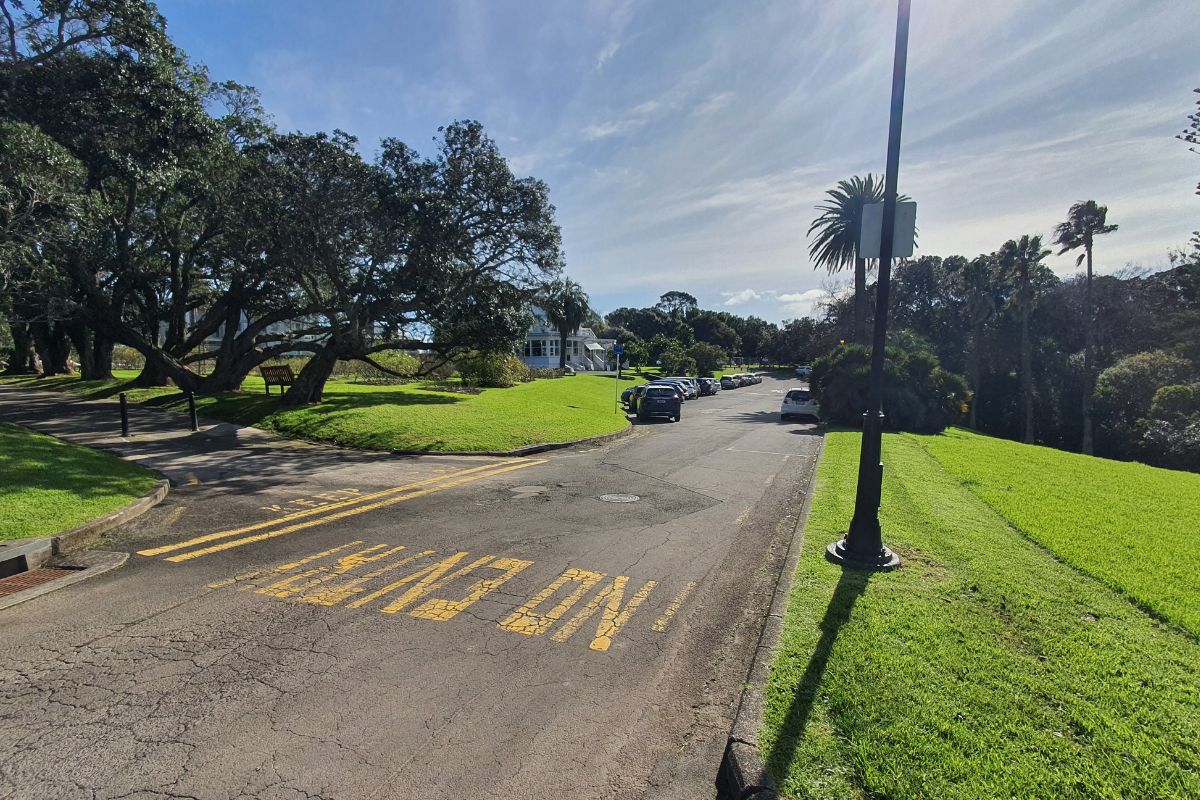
[{"xmin": 780, "ymin": 387, "xmax": 820, "ymax": 421}]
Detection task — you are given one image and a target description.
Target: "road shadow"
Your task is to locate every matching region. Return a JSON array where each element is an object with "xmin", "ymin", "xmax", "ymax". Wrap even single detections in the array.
[{"xmin": 764, "ymin": 567, "xmax": 870, "ymax": 776}]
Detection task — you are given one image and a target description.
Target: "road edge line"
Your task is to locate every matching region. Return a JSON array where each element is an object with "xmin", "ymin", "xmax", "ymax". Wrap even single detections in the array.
[{"xmin": 716, "ymin": 435, "xmax": 825, "ymax": 800}]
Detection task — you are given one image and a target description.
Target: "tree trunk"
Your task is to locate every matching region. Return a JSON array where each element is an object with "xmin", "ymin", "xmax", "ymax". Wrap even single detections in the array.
[
  {"xmin": 66, "ymin": 323, "xmax": 114, "ymax": 380},
  {"xmin": 1020, "ymin": 310, "xmax": 1034, "ymax": 444},
  {"xmin": 88, "ymin": 334, "xmax": 114, "ymax": 380},
  {"xmin": 281, "ymin": 347, "xmax": 338, "ymax": 407},
  {"xmin": 131, "ymin": 359, "xmax": 171, "ymax": 387},
  {"xmin": 969, "ymin": 320, "xmax": 982, "ymax": 429},
  {"xmin": 31, "ymin": 321, "xmax": 72, "ymax": 376},
  {"xmin": 3, "ymin": 319, "xmax": 37, "ymax": 374},
  {"xmin": 559, "ymin": 332, "xmax": 568, "ymax": 370},
  {"xmin": 1081, "ymin": 244, "xmax": 1094, "ymax": 455},
  {"xmin": 853, "ymin": 257, "xmax": 866, "ymax": 345}
]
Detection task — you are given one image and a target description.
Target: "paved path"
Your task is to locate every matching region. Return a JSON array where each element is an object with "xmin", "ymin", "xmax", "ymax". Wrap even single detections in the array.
[{"xmin": 0, "ymin": 377, "xmax": 821, "ymax": 799}]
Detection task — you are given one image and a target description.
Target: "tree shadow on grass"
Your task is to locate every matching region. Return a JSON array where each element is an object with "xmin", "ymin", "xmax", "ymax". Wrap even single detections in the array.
[{"xmin": 765, "ymin": 567, "xmax": 871, "ymax": 777}]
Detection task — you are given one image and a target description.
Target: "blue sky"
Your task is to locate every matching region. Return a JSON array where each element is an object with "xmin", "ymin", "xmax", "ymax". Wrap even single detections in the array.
[{"xmin": 158, "ymin": 0, "xmax": 1198, "ymax": 323}]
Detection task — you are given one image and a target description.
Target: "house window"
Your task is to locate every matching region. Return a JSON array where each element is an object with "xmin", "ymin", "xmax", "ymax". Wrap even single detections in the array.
[
  {"xmin": 526, "ymin": 340, "xmax": 546, "ymax": 357},
  {"xmin": 547, "ymin": 339, "xmax": 559, "ymax": 357},
  {"xmin": 570, "ymin": 340, "xmax": 581, "ymax": 356}
]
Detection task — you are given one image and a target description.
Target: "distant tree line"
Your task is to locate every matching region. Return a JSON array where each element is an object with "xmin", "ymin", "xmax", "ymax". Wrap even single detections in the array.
[
  {"xmin": 0, "ymin": 0, "xmax": 563, "ymax": 405},
  {"xmin": 595, "ymin": 289, "xmax": 829, "ymax": 378}
]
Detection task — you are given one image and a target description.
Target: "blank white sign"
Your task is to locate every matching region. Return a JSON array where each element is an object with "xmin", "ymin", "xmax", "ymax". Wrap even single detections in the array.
[{"xmin": 859, "ymin": 201, "xmax": 916, "ymax": 259}]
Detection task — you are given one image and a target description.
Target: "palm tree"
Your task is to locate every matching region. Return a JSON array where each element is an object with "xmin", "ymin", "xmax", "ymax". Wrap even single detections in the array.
[
  {"xmin": 808, "ymin": 175, "xmax": 910, "ymax": 345},
  {"xmin": 948, "ymin": 253, "xmax": 1001, "ymax": 429},
  {"xmin": 541, "ymin": 278, "xmax": 590, "ymax": 370},
  {"xmin": 1053, "ymin": 201, "xmax": 1117, "ymax": 455},
  {"xmin": 997, "ymin": 235, "xmax": 1051, "ymax": 444}
]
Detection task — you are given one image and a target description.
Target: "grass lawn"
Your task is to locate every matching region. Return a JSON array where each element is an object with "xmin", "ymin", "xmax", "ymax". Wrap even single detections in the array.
[
  {"xmin": 0, "ymin": 422, "xmax": 160, "ymax": 541},
  {"xmin": 915, "ymin": 428, "xmax": 1200, "ymax": 636},
  {"xmin": 760, "ymin": 430, "xmax": 1200, "ymax": 799},
  {"xmin": 0, "ymin": 371, "xmax": 634, "ymax": 453}
]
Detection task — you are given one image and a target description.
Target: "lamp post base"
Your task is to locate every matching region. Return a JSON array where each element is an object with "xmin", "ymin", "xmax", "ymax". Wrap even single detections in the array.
[{"xmin": 825, "ymin": 539, "xmax": 902, "ymax": 572}]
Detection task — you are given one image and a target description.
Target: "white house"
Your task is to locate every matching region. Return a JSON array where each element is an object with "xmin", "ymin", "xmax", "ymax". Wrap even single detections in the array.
[{"xmin": 521, "ymin": 308, "xmax": 615, "ymax": 371}]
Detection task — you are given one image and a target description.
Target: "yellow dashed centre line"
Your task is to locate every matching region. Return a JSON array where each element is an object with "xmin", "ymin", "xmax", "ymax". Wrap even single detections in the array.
[
  {"xmin": 163, "ymin": 459, "xmax": 547, "ymax": 563},
  {"xmin": 138, "ymin": 460, "xmax": 524, "ymax": 558}
]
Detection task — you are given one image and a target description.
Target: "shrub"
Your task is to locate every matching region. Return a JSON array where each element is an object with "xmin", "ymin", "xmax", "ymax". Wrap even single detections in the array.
[
  {"xmin": 1138, "ymin": 417, "xmax": 1200, "ymax": 472},
  {"xmin": 812, "ymin": 340, "xmax": 968, "ymax": 433},
  {"xmin": 1095, "ymin": 350, "xmax": 1194, "ymax": 429},
  {"xmin": 347, "ymin": 351, "xmax": 420, "ymax": 384},
  {"xmin": 111, "ymin": 345, "xmax": 145, "ymax": 371},
  {"xmin": 1149, "ymin": 383, "xmax": 1200, "ymax": 421},
  {"xmin": 689, "ymin": 342, "xmax": 726, "ymax": 377},
  {"xmin": 455, "ymin": 351, "xmax": 530, "ymax": 388},
  {"xmin": 659, "ymin": 343, "xmax": 697, "ymax": 376}
]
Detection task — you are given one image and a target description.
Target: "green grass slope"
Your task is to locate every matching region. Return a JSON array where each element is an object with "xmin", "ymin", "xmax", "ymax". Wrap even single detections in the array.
[
  {"xmin": 1, "ymin": 372, "xmax": 633, "ymax": 452},
  {"xmin": 0, "ymin": 422, "xmax": 160, "ymax": 541},
  {"xmin": 915, "ymin": 428, "xmax": 1200, "ymax": 636},
  {"xmin": 761, "ymin": 431, "xmax": 1199, "ymax": 799}
]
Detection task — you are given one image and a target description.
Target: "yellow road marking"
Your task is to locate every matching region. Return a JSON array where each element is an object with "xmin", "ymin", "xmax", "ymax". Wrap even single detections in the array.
[
  {"xmin": 206, "ymin": 540, "xmax": 365, "ymax": 590},
  {"xmin": 652, "ymin": 581, "xmax": 697, "ymax": 633},
  {"xmin": 552, "ymin": 577, "xmax": 657, "ymax": 651},
  {"xmin": 137, "ymin": 461, "xmax": 517, "ymax": 557},
  {"xmin": 258, "ymin": 544, "xmax": 407, "ymax": 598},
  {"xmin": 347, "ymin": 551, "xmax": 470, "ymax": 610},
  {"xmin": 165, "ymin": 459, "xmax": 545, "ymax": 562},
  {"xmin": 380, "ymin": 553, "xmax": 497, "ymax": 614},
  {"xmin": 160, "ymin": 506, "xmax": 187, "ymax": 528},
  {"xmin": 301, "ymin": 549, "xmax": 437, "ymax": 607},
  {"xmin": 409, "ymin": 557, "xmax": 533, "ymax": 621},
  {"xmin": 499, "ymin": 568, "xmax": 605, "ymax": 636}
]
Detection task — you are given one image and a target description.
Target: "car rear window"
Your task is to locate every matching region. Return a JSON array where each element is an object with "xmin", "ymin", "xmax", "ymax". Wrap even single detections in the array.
[
  {"xmin": 786, "ymin": 390, "xmax": 810, "ymax": 401},
  {"xmin": 646, "ymin": 387, "xmax": 676, "ymax": 397}
]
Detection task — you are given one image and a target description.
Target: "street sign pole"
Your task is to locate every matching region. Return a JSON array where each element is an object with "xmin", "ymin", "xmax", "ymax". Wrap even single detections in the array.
[
  {"xmin": 613, "ymin": 343, "xmax": 623, "ymax": 414},
  {"xmin": 826, "ymin": 0, "xmax": 910, "ymax": 572}
]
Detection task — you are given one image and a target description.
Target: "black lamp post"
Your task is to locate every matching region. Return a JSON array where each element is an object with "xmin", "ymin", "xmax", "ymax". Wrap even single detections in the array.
[{"xmin": 825, "ymin": 0, "xmax": 911, "ymax": 572}]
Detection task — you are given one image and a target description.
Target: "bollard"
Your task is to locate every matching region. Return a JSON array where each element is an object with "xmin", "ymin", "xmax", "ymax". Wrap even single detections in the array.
[
  {"xmin": 187, "ymin": 391, "xmax": 199, "ymax": 432},
  {"xmin": 119, "ymin": 392, "xmax": 130, "ymax": 437}
]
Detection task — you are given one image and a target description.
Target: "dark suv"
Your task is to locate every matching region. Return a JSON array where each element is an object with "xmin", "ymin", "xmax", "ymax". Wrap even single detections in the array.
[{"xmin": 637, "ymin": 385, "xmax": 682, "ymax": 422}]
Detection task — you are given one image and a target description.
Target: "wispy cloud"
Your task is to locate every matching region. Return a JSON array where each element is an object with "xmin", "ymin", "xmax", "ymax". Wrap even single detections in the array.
[{"xmin": 169, "ymin": 0, "xmax": 1200, "ymax": 324}]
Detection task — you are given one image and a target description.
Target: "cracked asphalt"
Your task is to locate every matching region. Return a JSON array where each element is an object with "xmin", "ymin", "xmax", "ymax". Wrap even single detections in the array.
[{"xmin": 0, "ymin": 375, "xmax": 822, "ymax": 799}]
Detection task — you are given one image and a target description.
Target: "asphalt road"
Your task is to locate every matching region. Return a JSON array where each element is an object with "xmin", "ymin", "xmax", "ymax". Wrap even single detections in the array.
[{"xmin": 0, "ymin": 375, "xmax": 822, "ymax": 800}]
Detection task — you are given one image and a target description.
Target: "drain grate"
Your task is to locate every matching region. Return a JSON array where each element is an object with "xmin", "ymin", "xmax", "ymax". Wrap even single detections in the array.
[
  {"xmin": 599, "ymin": 493, "xmax": 640, "ymax": 504},
  {"xmin": 0, "ymin": 567, "xmax": 79, "ymax": 599}
]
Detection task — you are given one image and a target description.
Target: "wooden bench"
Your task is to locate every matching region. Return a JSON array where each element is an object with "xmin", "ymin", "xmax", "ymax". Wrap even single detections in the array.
[{"xmin": 259, "ymin": 364, "xmax": 296, "ymax": 395}]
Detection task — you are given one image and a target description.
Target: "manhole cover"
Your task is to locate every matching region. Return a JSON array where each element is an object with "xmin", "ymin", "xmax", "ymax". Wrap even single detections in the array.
[{"xmin": 599, "ymin": 493, "xmax": 640, "ymax": 503}]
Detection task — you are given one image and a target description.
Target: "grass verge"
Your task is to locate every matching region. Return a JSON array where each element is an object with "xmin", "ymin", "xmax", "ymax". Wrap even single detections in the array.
[
  {"xmin": 0, "ymin": 371, "xmax": 634, "ymax": 453},
  {"xmin": 760, "ymin": 430, "xmax": 1199, "ymax": 799},
  {"xmin": 0, "ymin": 422, "xmax": 160, "ymax": 541},
  {"xmin": 915, "ymin": 427, "xmax": 1200, "ymax": 636}
]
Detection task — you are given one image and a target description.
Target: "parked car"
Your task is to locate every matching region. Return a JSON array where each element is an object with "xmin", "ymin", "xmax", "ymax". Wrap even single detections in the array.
[
  {"xmin": 794, "ymin": 365, "xmax": 812, "ymax": 379},
  {"xmin": 749, "ymin": 373, "xmax": 762, "ymax": 385},
  {"xmin": 735, "ymin": 373, "xmax": 751, "ymax": 386},
  {"xmin": 698, "ymin": 377, "xmax": 720, "ymax": 395},
  {"xmin": 663, "ymin": 376, "xmax": 699, "ymax": 399},
  {"xmin": 650, "ymin": 379, "xmax": 692, "ymax": 399},
  {"xmin": 638, "ymin": 385, "xmax": 682, "ymax": 422},
  {"xmin": 780, "ymin": 387, "xmax": 820, "ymax": 421},
  {"xmin": 720, "ymin": 375, "xmax": 738, "ymax": 390}
]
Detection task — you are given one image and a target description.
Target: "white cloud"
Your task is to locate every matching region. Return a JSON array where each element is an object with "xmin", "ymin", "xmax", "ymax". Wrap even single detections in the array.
[
  {"xmin": 778, "ymin": 289, "xmax": 828, "ymax": 318},
  {"xmin": 722, "ymin": 288, "xmax": 767, "ymax": 306},
  {"xmin": 595, "ymin": 40, "xmax": 620, "ymax": 71}
]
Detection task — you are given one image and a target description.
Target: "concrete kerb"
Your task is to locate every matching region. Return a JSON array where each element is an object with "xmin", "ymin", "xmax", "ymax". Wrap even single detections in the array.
[
  {"xmin": 716, "ymin": 435, "xmax": 825, "ymax": 800},
  {"xmin": 388, "ymin": 419, "xmax": 634, "ymax": 458},
  {"xmin": 52, "ymin": 479, "xmax": 170, "ymax": 555}
]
